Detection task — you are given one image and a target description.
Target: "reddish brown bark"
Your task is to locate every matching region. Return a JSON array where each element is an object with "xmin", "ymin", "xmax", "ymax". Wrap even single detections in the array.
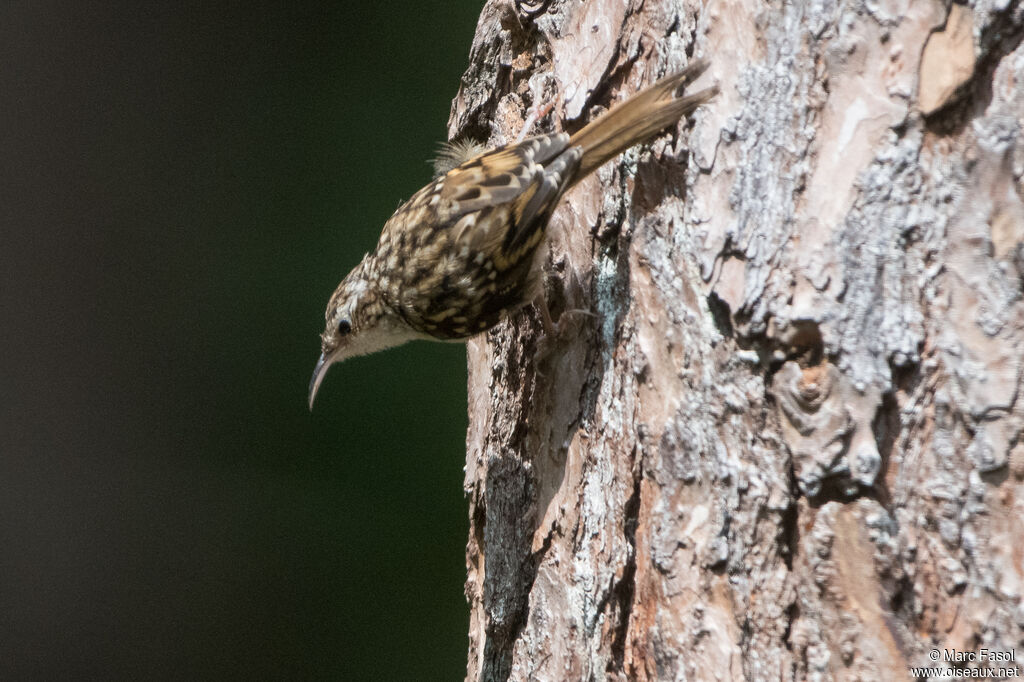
[{"xmin": 451, "ymin": 1, "xmax": 1024, "ymax": 680}]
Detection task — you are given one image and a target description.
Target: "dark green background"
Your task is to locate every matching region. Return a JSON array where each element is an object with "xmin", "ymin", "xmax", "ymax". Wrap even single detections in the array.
[{"xmin": 2, "ymin": 2, "xmax": 483, "ymax": 678}]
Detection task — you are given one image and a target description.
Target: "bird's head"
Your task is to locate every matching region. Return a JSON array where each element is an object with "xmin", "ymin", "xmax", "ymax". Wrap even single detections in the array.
[{"xmin": 308, "ymin": 260, "xmax": 420, "ymax": 409}]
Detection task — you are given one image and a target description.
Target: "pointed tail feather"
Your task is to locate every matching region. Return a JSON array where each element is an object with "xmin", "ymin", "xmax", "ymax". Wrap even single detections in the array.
[{"xmin": 568, "ymin": 59, "xmax": 717, "ymax": 181}]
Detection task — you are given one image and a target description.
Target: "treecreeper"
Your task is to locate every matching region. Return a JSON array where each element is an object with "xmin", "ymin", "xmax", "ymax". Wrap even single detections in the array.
[{"xmin": 309, "ymin": 59, "xmax": 717, "ymax": 408}]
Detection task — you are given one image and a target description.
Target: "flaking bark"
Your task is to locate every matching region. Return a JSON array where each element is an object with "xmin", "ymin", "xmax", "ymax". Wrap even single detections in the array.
[{"xmin": 449, "ymin": 1, "xmax": 1024, "ymax": 680}]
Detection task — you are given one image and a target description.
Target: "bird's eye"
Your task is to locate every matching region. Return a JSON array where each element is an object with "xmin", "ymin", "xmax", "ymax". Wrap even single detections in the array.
[{"xmin": 337, "ymin": 319, "xmax": 352, "ymax": 336}]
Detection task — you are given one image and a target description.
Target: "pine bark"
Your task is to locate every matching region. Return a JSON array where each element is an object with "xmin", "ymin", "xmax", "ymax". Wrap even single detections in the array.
[{"xmin": 448, "ymin": 1, "xmax": 1024, "ymax": 680}]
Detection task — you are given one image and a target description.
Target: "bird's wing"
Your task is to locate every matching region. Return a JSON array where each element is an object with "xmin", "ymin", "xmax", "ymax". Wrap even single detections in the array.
[{"xmin": 439, "ymin": 133, "xmax": 581, "ymax": 268}]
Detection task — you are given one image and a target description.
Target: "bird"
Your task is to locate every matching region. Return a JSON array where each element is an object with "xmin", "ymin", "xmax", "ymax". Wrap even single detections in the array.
[{"xmin": 309, "ymin": 59, "xmax": 716, "ymax": 408}]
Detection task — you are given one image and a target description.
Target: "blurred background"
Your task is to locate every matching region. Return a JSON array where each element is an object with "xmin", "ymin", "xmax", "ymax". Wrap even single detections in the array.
[{"xmin": 2, "ymin": 2, "xmax": 482, "ymax": 678}]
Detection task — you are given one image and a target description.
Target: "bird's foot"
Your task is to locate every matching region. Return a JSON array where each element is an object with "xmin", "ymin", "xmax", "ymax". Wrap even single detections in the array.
[
  {"xmin": 533, "ymin": 268, "xmax": 592, "ymax": 360},
  {"xmin": 515, "ymin": 75, "xmax": 558, "ymax": 144}
]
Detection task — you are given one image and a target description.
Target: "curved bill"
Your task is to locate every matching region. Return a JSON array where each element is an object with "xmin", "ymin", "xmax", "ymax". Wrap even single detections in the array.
[{"xmin": 308, "ymin": 353, "xmax": 329, "ymax": 410}]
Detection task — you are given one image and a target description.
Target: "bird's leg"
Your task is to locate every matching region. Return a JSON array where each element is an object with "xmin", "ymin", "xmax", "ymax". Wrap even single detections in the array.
[
  {"xmin": 516, "ymin": 75, "xmax": 558, "ymax": 144},
  {"xmin": 553, "ymin": 266, "xmax": 595, "ymax": 328},
  {"xmin": 516, "ymin": 100, "xmax": 555, "ymax": 144},
  {"xmin": 533, "ymin": 264, "xmax": 592, "ymax": 360},
  {"xmin": 534, "ymin": 291, "xmax": 558, "ymax": 338},
  {"xmin": 532, "ymin": 292, "xmax": 562, "ymax": 365}
]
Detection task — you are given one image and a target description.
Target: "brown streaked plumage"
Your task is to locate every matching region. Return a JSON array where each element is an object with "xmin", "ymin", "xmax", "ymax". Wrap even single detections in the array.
[{"xmin": 309, "ymin": 59, "xmax": 717, "ymax": 407}]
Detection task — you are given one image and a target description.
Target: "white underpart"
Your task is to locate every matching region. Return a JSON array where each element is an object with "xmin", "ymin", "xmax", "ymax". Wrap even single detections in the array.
[{"xmin": 328, "ymin": 317, "xmax": 425, "ymax": 366}]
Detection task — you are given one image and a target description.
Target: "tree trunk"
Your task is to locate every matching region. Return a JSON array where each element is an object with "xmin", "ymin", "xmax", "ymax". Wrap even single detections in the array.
[{"xmin": 448, "ymin": 1, "xmax": 1024, "ymax": 680}]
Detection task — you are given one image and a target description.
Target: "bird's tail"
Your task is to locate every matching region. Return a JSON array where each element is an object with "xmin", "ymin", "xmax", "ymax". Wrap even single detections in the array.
[{"xmin": 568, "ymin": 59, "xmax": 717, "ymax": 181}]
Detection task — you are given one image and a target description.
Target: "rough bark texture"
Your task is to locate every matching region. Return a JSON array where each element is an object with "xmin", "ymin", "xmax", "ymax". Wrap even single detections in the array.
[{"xmin": 448, "ymin": 1, "xmax": 1024, "ymax": 680}]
